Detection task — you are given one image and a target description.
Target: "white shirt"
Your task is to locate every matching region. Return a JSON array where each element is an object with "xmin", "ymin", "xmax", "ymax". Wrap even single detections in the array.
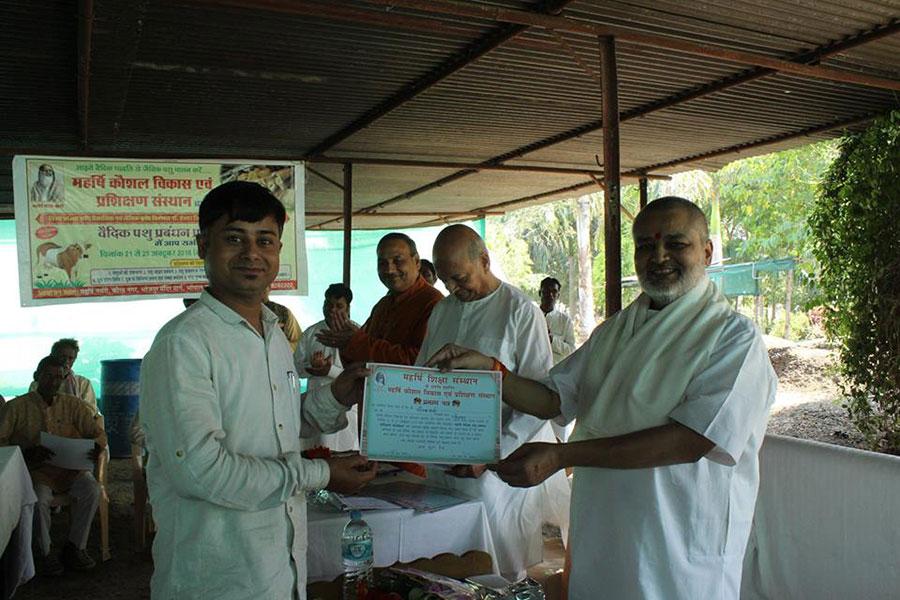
[
  {"xmin": 543, "ymin": 308, "xmax": 576, "ymax": 365},
  {"xmin": 550, "ymin": 311, "xmax": 775, "ymax": 599},
  {"xmin": 416, "ymin": 281, "xmax": 566, "ymax": 579},
  {"xmin": 294, "ymin": 319, "xmax": 360, "ymax": 452},
  {"xmin": 140, "ymin": 291, "xmax": 349, "ymax": 600}
]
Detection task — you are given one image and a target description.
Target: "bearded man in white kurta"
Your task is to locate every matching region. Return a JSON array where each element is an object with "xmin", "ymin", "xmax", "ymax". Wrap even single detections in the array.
[
  {"xmin": 429, "ymin": 198, "xmax": 775, "ymax": 599},
  {"xmin": 419, "ymin": 224, "xmax": 570, "ymax": 581}
]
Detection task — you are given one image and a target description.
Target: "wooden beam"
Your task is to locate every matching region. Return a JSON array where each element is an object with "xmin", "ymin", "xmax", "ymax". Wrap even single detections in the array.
[
  {"xmin": 306, "ymin": 210, "xmax": 503, "ymax": 217},
  {"xmin": 298, "ymin": 0, "xmax": 576, "ymax": 156},
  {"xmin": 600, "ymin": 36, "xmax": 622, "ymax": 317},
  {"xmin": 307, "ymin": 166, "xmax": 343, "ymax": 191},
  {"xmin": 627, "ymin": 112, "xmax": 878, "ymax": 174},
  {"xmin": 361, "ymin": 0, "xmax": 900, "ymax": 91},
  {"xmin": 342, "ymin": 164, "xmax": 352, "ymax": 286},
  {"xmin": 308, "ymin": 156, "xmax": 672, "ymax": 178}
]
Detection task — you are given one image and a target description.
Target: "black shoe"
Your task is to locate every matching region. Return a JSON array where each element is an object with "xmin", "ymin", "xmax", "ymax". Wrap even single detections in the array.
[
  {"xmin": 60, "ymin": 541, "xmax": 96, "ymax": 571},
  {"xmin": 37, "ymin": 552, "xmax": 64, "ymax": 577}
]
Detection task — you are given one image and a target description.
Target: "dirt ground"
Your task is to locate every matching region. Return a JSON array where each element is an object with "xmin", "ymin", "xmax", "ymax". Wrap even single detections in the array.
[{"xmin": 12, "ymin": 335, "xmax": 865, "ymax": 598}]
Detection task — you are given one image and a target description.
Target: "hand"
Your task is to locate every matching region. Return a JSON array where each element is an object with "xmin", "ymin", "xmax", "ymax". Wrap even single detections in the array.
[
  {"xmin": 330, "ymin": 312, "xmax": 359, "ymax": 334},
  {"xmin": 23, "ymin": 445, "xmax": 54, "ymax": 465},
  {"xmin": 331, "ymin": 363, "xmax": 370, "ymax": 407},
  {"xmin": 306, "ymin": 351, "xmax": 333, "ymax": 377},
  {"xmin": 445, "ymin": 464, "xmax": 487, "ymax": 479},
  {"xmin": 324, "ymin": 454, "xmax": 378, "ymax": 494},
  {"xmin": 490, "ymin": 442, "xmax": 562, "ymax": 488},
  {"xmin": 315, "ymin": 327, "xmax": 356, "ymax": 350},
  {"xmin": 425, "ymin": 344, "xmax": 493, "ymax": 372},
  {"xmin": 87, "ymin": 442, "xmax": 103, "ymax": 463}
]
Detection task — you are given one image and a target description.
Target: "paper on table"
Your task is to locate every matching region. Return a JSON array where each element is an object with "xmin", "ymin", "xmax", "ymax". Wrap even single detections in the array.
[
  {"xmin": 336, "ymin": 495, "xmax": 402, "ymax": 511},
  {"xmin": 39, "ymin": 432, "xmax": 94, "ymax": 471}
]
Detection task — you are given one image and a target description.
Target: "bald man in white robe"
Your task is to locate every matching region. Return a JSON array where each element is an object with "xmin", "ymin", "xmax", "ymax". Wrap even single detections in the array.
[
  {"xmin": 419, "ymin": 224, "xmax": 570, "ymax": 581},
  {"xmin": 429, "ymin": 198, "xmax": 775, "ymax": 599}
]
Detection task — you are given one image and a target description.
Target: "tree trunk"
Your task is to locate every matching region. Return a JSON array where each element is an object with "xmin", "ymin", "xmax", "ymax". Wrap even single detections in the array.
[
  {"xmin": 784, "ymin": 268, "xmax": 794, "ymax": 339},
  {"xmin": 576, "ymin": 195, "xmax": 596, "ymax": 338},
  {"xmin": 567, "ymin": 254, "xmax": 577, "ymax": 321},
  {"xmin": 754, "ymin": 294, "xmax": 762, "ymax": 324}
]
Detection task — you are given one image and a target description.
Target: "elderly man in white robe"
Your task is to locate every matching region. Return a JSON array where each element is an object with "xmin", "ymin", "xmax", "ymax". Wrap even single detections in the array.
[
  {"xmin": 429, "ymin": 197, "xmax": 775, "ymax": 599},
  {"xmin": 419, "ymin": 224, "xmax": 570, "ymax": 581}
]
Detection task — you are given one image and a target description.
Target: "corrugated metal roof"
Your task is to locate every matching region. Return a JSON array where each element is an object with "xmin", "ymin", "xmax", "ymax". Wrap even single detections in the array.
[{"xmin": 0, "ymin": 0, "xmax": 897, "ymax": 227}]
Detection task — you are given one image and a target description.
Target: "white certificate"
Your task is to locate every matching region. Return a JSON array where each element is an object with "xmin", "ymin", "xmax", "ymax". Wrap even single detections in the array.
[
  {"xmin": 39, "ymin": 432, "xmax": 95, "ymax": 471},
  {"xmin": 360, "ymin": 363, "xmax": 502, "ymax": 465}
]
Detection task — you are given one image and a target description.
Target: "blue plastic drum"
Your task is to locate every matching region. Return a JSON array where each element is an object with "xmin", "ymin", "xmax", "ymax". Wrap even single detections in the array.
[{"xmin": 100, "ymin": 358, "xmax": 142, "ymax": 458}]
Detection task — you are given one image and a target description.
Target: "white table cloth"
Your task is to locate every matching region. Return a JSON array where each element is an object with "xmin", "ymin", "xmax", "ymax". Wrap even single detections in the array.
[
  {"xmin": 306, "ymin": 485, "xmax": 498, "ymax": 583},
  {"xmin": 0, "ymin": 446, "xmax": 37, "ymax": 599}
]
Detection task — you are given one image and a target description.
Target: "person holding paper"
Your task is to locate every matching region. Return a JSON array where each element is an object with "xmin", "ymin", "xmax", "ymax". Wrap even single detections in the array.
[
  {"xmin": 140, "ymin": 181, "xmax": 377, "ymax": 600},
  {"xmin": 428, "ymin": 197, "xmax": 776, "ymax": 599},
  {"xmin": 295, "ymin": 282, "xmax": 360, "ymax": 451},
  {"xmin": 316, "ymin": 232, "xmax": 443, "ymax": 366},
  {"xmin": 0, "ymin": 354, "xmax": 106, "ymax": 575},
  {"xmin": 418, "ymin": 224, "xmax": 569, "ymax": 581},
  {"xmin": 28, "ymin": 338, "xmax": 98, "ymax": 413}
]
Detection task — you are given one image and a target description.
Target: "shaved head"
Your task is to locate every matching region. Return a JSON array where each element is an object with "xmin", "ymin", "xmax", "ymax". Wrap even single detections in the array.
[
  {"xmin": 433, "ymin": 225, "xmax": 499, "ymax": 302},
  {"xmin": 633, "ymin": 196, "xmax": 709, "ymax": 241},
  {"xmin": 433, "ymin": 224, "xmax": 485, "ymax": 261}
]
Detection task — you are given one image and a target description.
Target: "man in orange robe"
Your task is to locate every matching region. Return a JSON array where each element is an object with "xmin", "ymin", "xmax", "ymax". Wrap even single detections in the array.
[{"xmin": 316, "ymin": 232, "xmax": 443, "ymax": 366}]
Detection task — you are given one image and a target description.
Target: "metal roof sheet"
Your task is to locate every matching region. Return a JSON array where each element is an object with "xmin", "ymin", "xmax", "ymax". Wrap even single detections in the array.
[{"xmin": 1, "ymin": 0, "xmax": 897, "ymax": 226}]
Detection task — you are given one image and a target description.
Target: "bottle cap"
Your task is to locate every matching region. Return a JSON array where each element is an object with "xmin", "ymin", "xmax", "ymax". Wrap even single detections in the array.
[{"xmin": 350, "ymin": 510, "xmax": 362, "ymax": 521}]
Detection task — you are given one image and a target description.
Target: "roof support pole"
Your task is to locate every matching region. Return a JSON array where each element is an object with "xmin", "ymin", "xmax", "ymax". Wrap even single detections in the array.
[
  {"xmin": 601, "ymin": 36, "xmax": 621, "ymax": 317},
  {"xmin": 639, "ymin": 176, "xmax": 648, "ymax": 211},
  {"xmin": 342, "ymin": 163, "xmax": 353, "ymax": 286}
]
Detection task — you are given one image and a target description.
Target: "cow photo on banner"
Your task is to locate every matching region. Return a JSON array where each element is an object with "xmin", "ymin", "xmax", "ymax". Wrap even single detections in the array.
[{"xmin": 12, "ymin": 157, "xmax": 307, "ymax": 306}]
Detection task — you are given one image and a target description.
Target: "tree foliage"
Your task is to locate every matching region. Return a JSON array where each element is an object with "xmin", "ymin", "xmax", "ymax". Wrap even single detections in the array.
[{"xmin": 810, "ymin": 111, "xmax": 900, "ymax": 454}]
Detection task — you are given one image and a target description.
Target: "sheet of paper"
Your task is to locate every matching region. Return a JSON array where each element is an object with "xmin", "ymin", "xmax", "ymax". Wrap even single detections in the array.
[
  {"xmin": 365, "ymin": 481, "xmax": 471, "ymax": 513},
  {"xmin": 39, "ymin": 432, "xmax": 94, "ymax": 471},
  {"xmin": 361, "ymin": 363, "xmax": 502, "ymax": 465},
  {"xmin": 336, "ymin": 495, "xmax": 403, "ymax": 511}
]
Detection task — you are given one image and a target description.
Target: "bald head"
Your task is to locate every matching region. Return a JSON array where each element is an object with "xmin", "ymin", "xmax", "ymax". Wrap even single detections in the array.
[
  {"xmin": 633, "ymin": 196, "xmax": 709, "ymax": 242},
  {"xmin": 433, "ymin": 225, "xmax": 499, "ymax": 302},
  {"xmin": 433, "ymin": 224, "xmax": 485, "ymax": 262}
]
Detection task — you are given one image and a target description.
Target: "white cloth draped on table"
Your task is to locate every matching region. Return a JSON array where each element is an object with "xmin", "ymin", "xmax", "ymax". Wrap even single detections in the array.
[{"xmin": 417, "ymin": 281, "xmax": 570, "ymax": 581}]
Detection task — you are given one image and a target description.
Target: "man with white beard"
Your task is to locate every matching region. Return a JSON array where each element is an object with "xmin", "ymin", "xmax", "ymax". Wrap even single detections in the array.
[
  {"xmin": 418, "ymin": 224, "xmax": 569, "ymax": 581},
  {"xmin": 428, "ymin": 197, "xmax": 775, "ymax": 599}
]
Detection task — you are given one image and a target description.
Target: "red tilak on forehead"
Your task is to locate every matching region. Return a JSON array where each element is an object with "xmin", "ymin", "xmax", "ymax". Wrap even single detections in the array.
[{"xmin": 654, "ymin": 232, "xmax": 661, "ymax": 240}]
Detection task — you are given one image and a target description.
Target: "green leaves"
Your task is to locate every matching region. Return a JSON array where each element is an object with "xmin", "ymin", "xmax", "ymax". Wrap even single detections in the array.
[{"xmin": 810, "ymin": 110, "xmax": 900, "ymax": 454}]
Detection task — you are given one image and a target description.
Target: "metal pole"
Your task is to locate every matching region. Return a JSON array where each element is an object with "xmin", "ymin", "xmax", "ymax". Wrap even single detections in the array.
[
  {"xmin": 639, "ymin": 176, "xmax": 648, "ymax": 211},
  {"xmin": 601, "ymin": 36, "xmax": 621, "ymax": 317},
  {"xmin": 342, "ymin": 163, "xmax": 352, "ymax": 286}
]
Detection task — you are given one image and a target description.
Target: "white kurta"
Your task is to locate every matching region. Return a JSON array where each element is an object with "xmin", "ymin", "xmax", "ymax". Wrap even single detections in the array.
[
  {"xmin": 294, "ymin": 319, "xmax": 359, "ymax": 451},
  {"xmin": 543, "ymin": 308, "xmax": 576, "ymax": 365},
  {"xmin": 549, "ymin": 305, "xmax": 775, "ymax": 599},
  {"xmin": 140, "ymin": 291, "xmax": 349, "ymax": 600},
  {"xmin": 416, "ymin": 281, "xmax": 569, "ymax": 580}
]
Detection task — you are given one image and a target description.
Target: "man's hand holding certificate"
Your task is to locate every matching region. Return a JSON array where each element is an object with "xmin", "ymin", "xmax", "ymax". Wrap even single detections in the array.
[{"xmin": 360, "ymin": 363, "xmax": 502, "ymax": 465}]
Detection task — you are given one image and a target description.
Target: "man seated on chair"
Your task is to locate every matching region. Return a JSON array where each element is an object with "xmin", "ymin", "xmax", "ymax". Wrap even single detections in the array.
[
  {"xmin": 29, "ymin": 338, "xmax": 98, "ymax": 413},
  {"xmin": 0, "ymin": 355, "xmax": 106, "ymax": 575}
]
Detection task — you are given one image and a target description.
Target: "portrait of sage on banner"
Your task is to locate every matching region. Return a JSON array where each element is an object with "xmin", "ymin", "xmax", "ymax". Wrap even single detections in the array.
[
  {"xmin": 12, "ymin": 156, "xmax": 306, "ymax": 307},
  {"xmin": 360, "ymin": 363, "xmax": 503, "ymax": 465}
]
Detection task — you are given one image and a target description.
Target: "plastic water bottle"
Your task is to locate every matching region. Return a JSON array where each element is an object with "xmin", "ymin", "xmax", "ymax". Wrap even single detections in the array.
[{"xmin": 341, "ymin": 510, "xmax": 373, "ymax": 600}]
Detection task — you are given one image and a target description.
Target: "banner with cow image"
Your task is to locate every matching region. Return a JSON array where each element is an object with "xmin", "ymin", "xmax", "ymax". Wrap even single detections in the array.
[{"xmin": 13, "ymin": 156, "xmax": 307, "ymax": 306}]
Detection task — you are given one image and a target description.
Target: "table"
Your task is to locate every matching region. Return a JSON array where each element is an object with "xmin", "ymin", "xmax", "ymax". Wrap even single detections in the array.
[
  {"xmin": 0, "ymin": 446, "xmax": 37, "ymax": 599},
  {"xmin": 306, "ymin": 486, "xmax": 498, "ymax": 583}
]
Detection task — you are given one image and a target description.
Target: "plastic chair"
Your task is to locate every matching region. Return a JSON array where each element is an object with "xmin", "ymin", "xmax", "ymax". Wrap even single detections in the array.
[{"xmin": 48, "ymin": 447, "xmax": 111, "ymax": 561}]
